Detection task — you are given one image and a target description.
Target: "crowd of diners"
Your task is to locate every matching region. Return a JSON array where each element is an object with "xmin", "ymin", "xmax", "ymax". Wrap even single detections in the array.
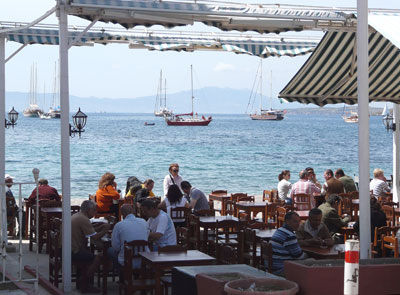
[{"xmin": 5, "ymin": 163, "xmax": 390, "ymax": 292}]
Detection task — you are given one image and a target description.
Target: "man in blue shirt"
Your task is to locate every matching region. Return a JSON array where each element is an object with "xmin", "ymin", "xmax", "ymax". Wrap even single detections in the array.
[
  {"xmin": 108, "ymin": 204, "xmax": 149, "ymax": 269},
  {"xmin": 269, "ymin": 211, "xmax": 305, "ymax": 275}
]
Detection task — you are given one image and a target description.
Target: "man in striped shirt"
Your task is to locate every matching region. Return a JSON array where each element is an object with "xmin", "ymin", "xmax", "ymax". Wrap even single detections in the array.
[
  {"xmin": 269, "ymin": 211, "xmax": 305, "ymax": 275},
  {"xmin": 370, "ymin": 168, "xmax": 390, "ymax": 198},
  {"xmin": 290, "ymin": 170, "xmax": 321, "ymax": 207}
]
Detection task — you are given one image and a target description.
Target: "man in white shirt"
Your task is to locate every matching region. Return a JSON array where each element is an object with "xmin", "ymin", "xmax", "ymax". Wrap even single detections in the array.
[
  {"xmin": 140, "ymin": 199, "xmax": 176, "ymax": 249},
  {"xmin": 370, "ymin": 168, "xmax": 391, "ymax": 198}
]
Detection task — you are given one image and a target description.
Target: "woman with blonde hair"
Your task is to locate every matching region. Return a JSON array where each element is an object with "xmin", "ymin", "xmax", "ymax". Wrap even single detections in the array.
[
  {"xmin": 96, "ymin": 172, "xmax": 120, "ymax": 215},
  {"xmin": 163, "ymin": 163, "xmax": 183, "ymax": 197}
]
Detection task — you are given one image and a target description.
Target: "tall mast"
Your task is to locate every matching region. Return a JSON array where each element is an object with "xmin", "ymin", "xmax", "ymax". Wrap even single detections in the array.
[
  {"xmin": 52, "ymin": 61, "xmax": 57, "ymax": 108},
  {"xmin": 270, "ymin": 70, "xmax": 273, "ymax": 110},
  {"xmin": 191, "ymin": 64, "xmax": 194, "ymax": 117},
  {"xmin": 164, "ymin": 78, "xmax": 167, "ymax": 109},
  {"xmin": 259, "ymin": 59, "xmax": 262, "ymax": 112}
]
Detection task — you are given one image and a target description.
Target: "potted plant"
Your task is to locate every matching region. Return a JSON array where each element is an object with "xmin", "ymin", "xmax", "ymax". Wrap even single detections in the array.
[{"xmin": 224, "ymin": 278, "xmax": 299, "ymax": 295}]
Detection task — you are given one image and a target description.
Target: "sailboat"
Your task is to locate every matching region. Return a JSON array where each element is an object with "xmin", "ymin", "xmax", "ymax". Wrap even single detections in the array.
[
  {"xmin": 248, "ymin": 60, "xmax": 285, "ymax": 121},
  {"xmin": 165, "ymin": 65, "xmax": 212, "ymax": 126},
  {"xmin": 342, "ymin": 104, "xmax": 358, "ymax": 123},
  {"xmin": 39, "ymin": 83, "xmax": 52, "ymax": 120},
  {"xmin": 48, "ymin": 61, "xmax": 61, "ymax": 119},
  {"xmin": 23, "ymin": 64, "xmax": 43, "ymax": 117},
  {"xmin": 154, "ymin": 70, "xmax": 173, "ymax": 117}
]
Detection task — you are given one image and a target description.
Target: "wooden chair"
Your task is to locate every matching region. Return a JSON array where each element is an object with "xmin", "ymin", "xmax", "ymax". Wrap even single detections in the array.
[
  {"xmin": 231, "ymin": 193, "xmax": 248, "ymax": 202},
  {"xmin": 247, "ymin": 221, "xmax": 268, "ymax": 230},
  {"xmin": 6, "ymin": 195, "xmax": 17, "ymax": 237},
  {"xmin": 169, "ymin": 207, "xmax": 191, "ymax": 227},
  {"xmin": 259, "ymin": 241, "xmax": 273, "ymax": 273},
  {"xmin": 211, "ymin": 190, "xmax": 227, "ymax": 195},
  {"xmin": 262, "ymin": 190, "xmax": 272, "ymax": 202},
  {"xmin": 217, "ymin": 244, "xmax": 238, "ymax": 265},
  {"xmin": 381, "ymin": 205, "xmax": 395, "ymax": 226},
  {"xmin": 379, "ymin": 192, "xmax": 393, "ymax": 203},
  {"xmin": 71, "ymin": 205, "xmax": 80, "ymax": 215},
  {"xmin": 265, "ymin": 203, "xmax": 278, "ymax": 228},
  {"xmin": 187, "ymin": 214, "xmax": 201, "ymax": 250},
  {"xmin": 195, "ymin": 209, "xmax": 216, "ymax": 216},
  {"xmin": 120, "ymin": 240, "xmax": 155, "ymax": 295},
  {"xmin": 158, "ymin": 245, "xmax": 187, "ymax": 253},
  {"xmin": 381, "ymin": 235, "xmax": 399, "ymax": 258},
  {"xmin": 242, "ymin": 228, "xmax": 260, "ymax": 267},
  {"xmin": 373, "ymin": 226, "xmax": 398, "ymax": 249},
  {"xmin": 338, "ymin": 195, "xmax": 353, "ymax": 219},
  {"xmin": 49, "ymin": 227, "xmax": 62, "ymax": 287},
  {"xmin": 293, "ymin": 193, "xmax": 312, "ymax": 211},
  {"xmin": 225, "ymin": 200, "xmax": 236, "ymax": 216},
  {"xmin": 176, "ymin": 227, "xmax": 189, "ymax": 248},
  {"xmin": 276, "ymin": 207, "xmax": 286, "ymax": 228},
  {"xmin": 382, "ymin": 201, "xmax": 399, "ymax": 209},
  {"xmin": 208, "ymin": 200, "xmax": 214, "ymax": 210},
  {"xmin": 214, "ymin": 219, "xmax": 242, "ymax": 262},
  {"xmin": 349, "ymin": 191, "xmax": 359, "ymax": 199},
  {"xmin": 238, "ymin": 196, "xmax": 255, "ymax": 202}
]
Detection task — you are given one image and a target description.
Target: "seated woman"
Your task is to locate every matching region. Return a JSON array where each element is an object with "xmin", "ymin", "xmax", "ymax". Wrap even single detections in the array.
[
  {"xmin": 158, "ymin": 184, "xmax": 188, "ymax": 227},
  {"xmin": 277, "ymin": 170, "xmax": 292, "ymax": 204},
  {"xmin": 95, "ymin": 173, "xmax": 120, "ymax": 216}
]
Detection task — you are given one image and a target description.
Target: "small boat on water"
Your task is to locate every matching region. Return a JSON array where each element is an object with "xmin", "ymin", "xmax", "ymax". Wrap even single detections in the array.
[
  {"xmin": 248, "ymin": 60, "xmax": 286, "ymax": 121},
  {"xmin": 48, "ymin": 62, "xmax": 61, "ymax": 119},
  {"xmin": 144, "ymin": 122, "xmax": 155, "ymax": 126},
  {"xmin": 23, "ymin": 64, "xmax": 44, "ymax": 117},
  {"xmin": 39, "ymin": 113, "xmax": 52, "ymax": 120},
  {"xmin": 165, "ymin": 65, "xmax": 212, "ymax": 126},
  {"xmin": 154, "ymin": 70, "xmax": 173, "ymax": 117},
  {"xmin": 342, "ymin": 104, "xmax": 358, "ymax": 123}
]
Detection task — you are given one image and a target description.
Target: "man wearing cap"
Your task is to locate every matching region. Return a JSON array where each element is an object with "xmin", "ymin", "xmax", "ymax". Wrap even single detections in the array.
[
  {"xmin": 5, "ymin": 174, "xmax": 25, "ymax": 236},
  {"xmin": 28, "ymin": 179, "xmax": 61, "ymax": 203}
]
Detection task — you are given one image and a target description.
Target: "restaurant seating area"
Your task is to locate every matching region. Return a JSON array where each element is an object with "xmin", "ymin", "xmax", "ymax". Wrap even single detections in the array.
[{"xmin": 15, "ymin": 188, "xmax": 400, "ymax": 295}]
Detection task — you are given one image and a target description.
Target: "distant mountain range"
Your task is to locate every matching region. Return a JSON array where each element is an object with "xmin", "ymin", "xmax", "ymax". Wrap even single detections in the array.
[{"xmin": 5, "ymin": 87, "xmax": 384, "ymax": 115}]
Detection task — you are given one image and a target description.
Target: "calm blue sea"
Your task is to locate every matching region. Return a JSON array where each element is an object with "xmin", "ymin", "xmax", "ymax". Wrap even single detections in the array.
[{"xmin": 5, "ymin": 113, "xmax": 393, "ymax": 199}]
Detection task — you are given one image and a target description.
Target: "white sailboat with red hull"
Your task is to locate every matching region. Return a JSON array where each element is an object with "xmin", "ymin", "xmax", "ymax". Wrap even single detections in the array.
[{"xmin": 165, "ymin": 65, "xmax": 212, "ymax": 126}]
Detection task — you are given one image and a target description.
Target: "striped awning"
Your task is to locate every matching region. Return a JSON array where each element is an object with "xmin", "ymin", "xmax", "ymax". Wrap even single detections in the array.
[
  {"xmin": 3, "ymin": 25, "xmax": 318, "ymax": 58},
  {"xmin": 279, "ymin": 13, "xmax": 400, "ymax": 106},
  {"xmin": 64, "ymin": 0, "xmax": 356, "ymax": 33}
]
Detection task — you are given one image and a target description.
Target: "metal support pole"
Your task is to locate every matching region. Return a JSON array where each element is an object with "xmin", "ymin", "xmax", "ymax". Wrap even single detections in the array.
[
  {"xmin": 393, "ymin": 104, "xmax": 400, "ymax": 203},
  {"xmin": 0, "ymin": 36, "xmax": 7, "ymax": 249},
  {"xmin": 58, "ymin": 1, "xmax": 72, "ymax": 292},
  {"xmin": 357, "ymin": 0, "xmax": 371, "ymax": 259}
]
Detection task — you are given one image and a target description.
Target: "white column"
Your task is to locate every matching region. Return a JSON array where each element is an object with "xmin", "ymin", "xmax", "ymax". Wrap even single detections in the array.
[
  {"xmin": 0, "ymin": 36, "xmax": 7, "ymax": 246},
  {"xmin": 393, "ymin": 104, "xmax": 400, "ymax": 203},
  {"xmin": 58, "ymin": 1, "xmax": 71, "ymax": 292},
  {"xmin": 357, "ymin": 0, "xmax": 371, "ymax": 259}
]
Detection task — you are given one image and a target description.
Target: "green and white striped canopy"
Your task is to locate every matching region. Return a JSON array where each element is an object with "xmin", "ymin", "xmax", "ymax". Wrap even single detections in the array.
[
  {"xmin": 279, "ymin": 13, "xmax": 400, "ymax": 106},
  {"xmin": 64, "ymin": 0, "xmax": 355, "ymax": 33},
  {"xmin": 4, "ymin": 26, "xmax": 318, "ymax": 58}
]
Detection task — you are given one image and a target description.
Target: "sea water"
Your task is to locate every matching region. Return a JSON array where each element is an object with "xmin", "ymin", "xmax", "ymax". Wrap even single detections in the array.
[{"xmin": 5, "ymin": 113, "xmax": 392, "ymax": 199}]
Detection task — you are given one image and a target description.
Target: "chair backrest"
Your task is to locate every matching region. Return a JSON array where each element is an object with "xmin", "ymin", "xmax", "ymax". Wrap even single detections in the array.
[
  {"xmin": 215, "ymin": 220, "xmax": 240, "ymax": 244},
  {"xmin": 158, "ymin": 245, "xmax": 187, "ymax": 253},
  {"xmin": 382, "ymin": 201, "xmax": 399, "ymax": 209},
  {"xmin": 373, "ymin": 226, "xmax": 398, "ymax": 247},
  {"xmin": 208, "ymin": 200, "xmax": 214, "ymax": 210},
  {"xmin": 271, "ymin": 190, "xmax": 278, "ymax": 202},
  {"xmin": 188, "ymin": 214, "xmax": 201, "ymax": 249},
  {"xmin": 176, "ymin": 227, "xmax": 189, "ymax": 247},
  {"xmin": 260, "ymin": 241, "xmax": 273, "ymax": 273},
  {"xmin": 276, "ymin": 207, "xmax": 287, "ymax": 228},
  {"xmin": 262, "ymin": 190, "xmax": 272, "ymax": 202},
  {"xmin": 225, "ymin": 200, "xmax": 236, "ymax": 216},
  {"xmin": 379, "ymin": 192, "xmax": 393, "ymax": 203},
  {"xmin": 231, "ymin": 193, "xmax": 248, "ymax": 202},
  {"xmin": 381, "ymin": 205, "xmax": 395, "ymax": 226},
  {"xmin": 71, "ymin": 205, "xmax": 80, "ymax": 215},
  {"xmin": 381, "ymin": 235, "xmax": 399, "ymax": 258},
  {"xmin": 211, "ymin": 190, "xmax": 228, "ymax": 195},
  {"xmin": 349, "ymin": 191, "xmax": 359, "ymax": 199},
  {"xmin": 170, "ymin": 207, "xmax": 191, "ymax": 224},
  {"xmin": 195, "ymin": 209, "xmax": 216, "ymax": 216},
  {"xmin": 293, "ymin": 193, "xmax": 312, "ymax": 211},
  {"xmin": 218, "ymin": 244, "xmax": 237, "ymax": 265},
  {"xmin": 49, "ymin": 217, "xmax": 62, "ymax": 231},
  {"xmin": 246, "ymin": 221, "xmax": 268, "ymax": 230},
  {"xmin": 339, "ymin": 196, "xmax": 353, "ymax": 217},
  {"xmin": 238, "ymin": 196, "xmax": 255, "ymax": 202}
]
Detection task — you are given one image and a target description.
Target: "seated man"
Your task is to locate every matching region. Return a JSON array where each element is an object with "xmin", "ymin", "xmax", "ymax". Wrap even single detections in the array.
[
  {"xmin": 370, "ymin": 168, "xmax": 391, "ymax": 198},
  {"xmin": 180, "ymin": 181, "xmax": 210, "ymax": 212},
  {"xmin": 318, "ymin": 194, "xmax": 350, "ymax": 236},
  {"xmin": 269, "ymin": 212, "xmax": 305, "ymax": 275},
  {"xmin": 140, "ymin": 199, "xmax": 176, "ymax": 250},
  {"xmin": 321, "ymin": 169, "xmax": 344, "ymax": 198},
  {"xmin": 108, "ymin": 204, "xmax": 149, "ymax": 270},
  {"xmin": 125, "ymin": 179, "xmax": 155, "ymax": 204},
  {"xmin": 290, "ymin": 170, "xmax": 321, "ymax": 207},
  {"xmin": 28, "ymin": 178, "xmax": 61, "ymax": 203},
  {"xmin": 5, "ymin": 174, "xmax": 25, "ymax": 235},
  {"xmin": 71, "ymin": 200, "xmax": 110, "ymax": 293},
  {"xmin": 296, "ymin": 208, "xmax": 334, "ymax": 247},
  {"xmin": 334, "ymin": 169, "xmax": 357, "ymax": 193}
]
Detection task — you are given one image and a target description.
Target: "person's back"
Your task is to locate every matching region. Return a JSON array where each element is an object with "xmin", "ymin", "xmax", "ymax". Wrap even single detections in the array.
[
  {"xmin": 325, "ymin": 178, "xmax": 344, "ymax": 198},
  {"xmin": 318, "ymin": 195, "xmax": 350, "ymax": 234},
  {"xmin": 339, "ymin": 175, "xmax": 357, "ymax": 193},
  {"xmin": 29, "ymin": 179, "xmax": 61, "ymax": 202},
  {"xmin": 190, "ymin": 187, "xmax": 209, "ymax": 211},
  {"xmin": 148, "ymin": 210, "xmax": 176, "ymax": 248}
]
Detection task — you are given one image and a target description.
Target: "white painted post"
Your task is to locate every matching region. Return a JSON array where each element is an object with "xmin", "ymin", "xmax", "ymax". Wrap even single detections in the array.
[
  {"xmin": 393, "ymin": 103, "xmax": 400, "ymax": 203},
  {"xmin": 0, "ymin": 36, "xmax": 7, "ymax": 248},
  {"xmin": 357, "ymin": 0, "xmax": 371, "ymax": 259},
  {"xmin": 344, "ymin": 240, "xmax": 360, "ymax": 295},
  {"xmin": 58, "ymin": 1, "xmax": 72, "ymax": 292}
]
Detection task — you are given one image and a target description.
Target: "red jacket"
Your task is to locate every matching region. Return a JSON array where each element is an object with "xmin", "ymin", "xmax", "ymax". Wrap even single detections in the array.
[{"xmin": 29, "ymin": 184, "xmax": 61, "ymax": 202}]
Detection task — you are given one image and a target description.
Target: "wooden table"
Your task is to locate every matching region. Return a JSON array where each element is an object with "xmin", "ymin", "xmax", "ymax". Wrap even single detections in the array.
[
  {"xmin": 301, "ymin": 244, "xmax": 345, "ymax": 259},
  {"xmin": 198, "ymin": 216, "xmax": 239, "ymax": 252},
  {"xmin": 209, "ymin": 193, "xmax": 231, "ymax": 216},
  {"xmin": 41, "ymin": 207, "xmax": 62, "ymax": 253},
  {"xmin": 296, "ymin": 210, "xmax": 309, "ymax": 220},
  {"xmin": 140, "ymin": 250, "xmax": 216, "ymax": 295},
  {"xmin": 235, "ymin": 202, "xmax": 270, "ymax": 222},
  {"xmin": 254, "ymin": 229, "xmax": 276, "ymax": 241}
]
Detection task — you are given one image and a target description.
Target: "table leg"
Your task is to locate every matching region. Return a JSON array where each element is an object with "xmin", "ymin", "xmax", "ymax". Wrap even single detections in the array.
[
  {"xmin": 102, "ymin": 245, "xmax": 108, "ymax": 295},
  {"xmin": 154, "ymin": 267, "xmax": 162, "ymax": 295},
  {"xmin": 25, "ymin": 203, "xmax": 30, "ymax": 239},
  {"xmin": 202, "ymin": 225, "xmax": 209, "ymax": 253}
]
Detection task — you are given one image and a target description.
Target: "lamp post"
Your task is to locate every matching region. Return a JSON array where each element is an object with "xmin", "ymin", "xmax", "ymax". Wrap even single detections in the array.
[
  {"xmin": 69, "ymin": 108, "xmax": 87, "ymax": 138},
  {"xmin": 5, "ymin": 107, "xmax": 18, "ymax": 129}
]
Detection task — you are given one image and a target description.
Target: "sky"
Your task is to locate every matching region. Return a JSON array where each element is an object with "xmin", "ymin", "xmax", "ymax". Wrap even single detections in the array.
[{"xmin": 1, "ymin": 0, "xmax": 400, "ymax": 103}]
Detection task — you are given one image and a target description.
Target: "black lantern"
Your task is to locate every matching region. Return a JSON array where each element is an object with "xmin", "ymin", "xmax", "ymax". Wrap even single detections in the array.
[
  {"xmin": 383, "ymin": 113, "xmax": 396, "ymax": 131},
  {"xmin": 5, "ymin": 107, "xmax": 18, "ymax": 129},
  {"xmin": 69, "ymin": 108, "xmax": 87, "ymax": 138}
]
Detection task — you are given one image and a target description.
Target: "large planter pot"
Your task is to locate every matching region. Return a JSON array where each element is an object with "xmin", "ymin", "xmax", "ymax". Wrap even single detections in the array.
[
  {"xmin": 196, "ymin": 273, "xmax": 252, "ymax": 295},
  {"xmin": 285, "ymin": 258, "xmax": 400, "ymax": 295},
  {"xmin": 224, "ymin": 278, "xmax": 299, "ymax": 295}
]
